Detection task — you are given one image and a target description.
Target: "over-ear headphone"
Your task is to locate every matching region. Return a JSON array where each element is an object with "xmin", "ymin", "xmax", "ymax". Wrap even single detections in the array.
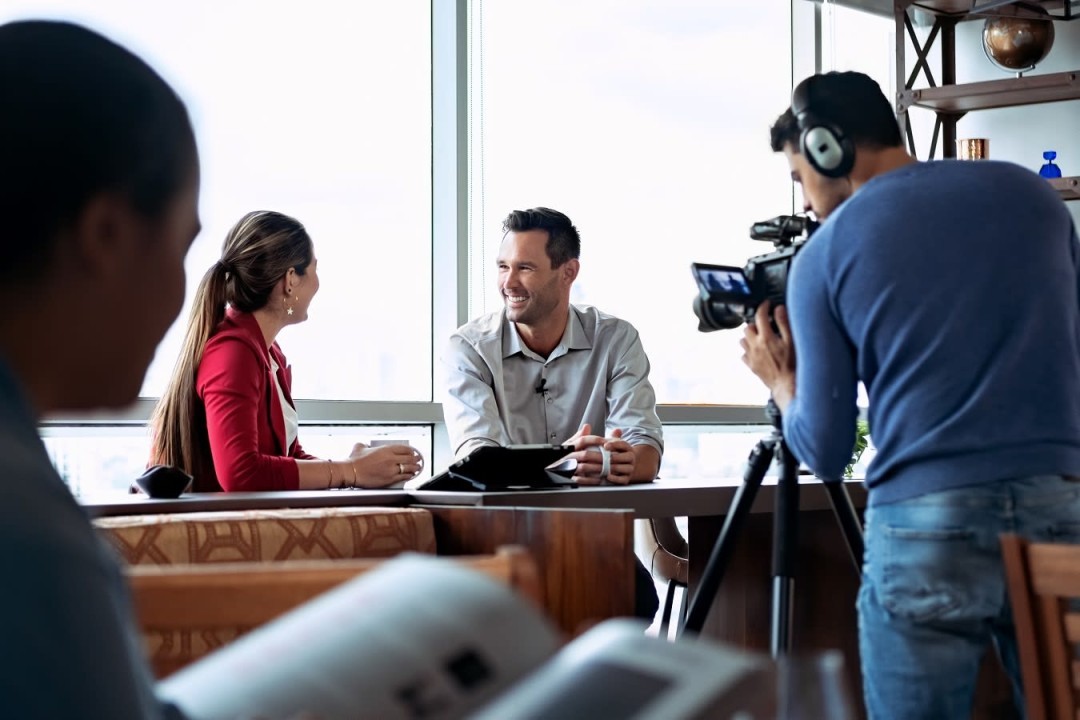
[{"xmin": 791, "ymin": 77, "xmax": 855, "ymax": 179}]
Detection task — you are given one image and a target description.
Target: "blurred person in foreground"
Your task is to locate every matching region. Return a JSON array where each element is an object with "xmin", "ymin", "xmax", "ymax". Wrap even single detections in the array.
[
  {"xmin": 742, "ymin": 70, "xmax": 1080, "ymax": 718},
  {"xmin": 0, "ymin": 19, "xmax": 199, "ymax": 717},
  {"xmin": 149, "ymin": 210, "xmax": 421, "ymax": 492}
]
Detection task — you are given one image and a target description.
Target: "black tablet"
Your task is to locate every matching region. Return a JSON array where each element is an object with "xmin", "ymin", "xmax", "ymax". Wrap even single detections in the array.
[{"xmin": 418, "ymin": 444, "xmax": 576, "ymax": 492}]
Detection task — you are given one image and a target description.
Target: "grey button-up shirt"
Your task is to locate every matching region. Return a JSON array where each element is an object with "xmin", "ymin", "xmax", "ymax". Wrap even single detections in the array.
[{"xmin": 440, "ymin": 304, "xmax": 664, "ymax": 459}]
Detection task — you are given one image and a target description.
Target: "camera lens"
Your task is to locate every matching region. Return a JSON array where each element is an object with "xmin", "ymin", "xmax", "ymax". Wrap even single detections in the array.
[{"xmin": 692, "ymin": 295, "xmax": 745, "ymax": 332}]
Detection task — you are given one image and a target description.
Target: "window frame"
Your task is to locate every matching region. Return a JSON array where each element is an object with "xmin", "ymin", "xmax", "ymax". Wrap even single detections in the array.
[{"xmin": 42, "ymin": 0, "xmax": 829, "ymax": 478}]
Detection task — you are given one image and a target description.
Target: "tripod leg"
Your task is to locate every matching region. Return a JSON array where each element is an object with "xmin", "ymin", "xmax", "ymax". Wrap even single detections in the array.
[
  {"xmin": 771, "ymin": 438, "xmax": 800, "ymax": 657},
  {"xmin": 824, "ymin": 480, "xmax": 865, "ymax": 573},
  {"xmin": 680, "ymin": 438, "xmax": 774, "ymax": 637}
]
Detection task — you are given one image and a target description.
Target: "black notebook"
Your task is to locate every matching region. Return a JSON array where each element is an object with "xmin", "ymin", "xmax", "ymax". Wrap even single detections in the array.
[{"xmin": 418, "ymin": 445, "xmax": 577, "ymax": 492}]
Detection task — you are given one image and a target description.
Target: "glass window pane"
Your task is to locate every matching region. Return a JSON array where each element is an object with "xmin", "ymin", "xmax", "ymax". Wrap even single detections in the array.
[
  {"xmin": 468, "ymin": 1, "xmax": 794, "ymax": 405},
  {"xmin": 3, "ymin": 1, "xmax": 433, "ymax": 401},
  {"xmin": 46, "ymin": 424, "xmax": 434, "ymax": 499},
  {"xmin": 661, "ymin": 425, "xmax": 769, "ymax": 480},
  {"xmin": 821, "ymin": 4, "xmax": 894, "ymax": 99},
  {"xmin": 43, "ymin": 427, "xmax": 154, "ymax": 498},
  {"xmin": 294, "ymin": 425, "xmax": 434, "ymax": 483}
]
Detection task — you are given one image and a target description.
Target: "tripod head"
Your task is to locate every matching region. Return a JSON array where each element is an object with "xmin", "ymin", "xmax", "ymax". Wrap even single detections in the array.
[{"xmin": 764, "ymin": 397, "xmax": 783, "ymax": 431}]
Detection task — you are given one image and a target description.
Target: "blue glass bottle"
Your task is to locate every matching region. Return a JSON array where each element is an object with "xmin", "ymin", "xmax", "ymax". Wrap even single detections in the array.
[{"xmin": 1039, "ymin": 151, "xmax": 1062, "ymax": 179}]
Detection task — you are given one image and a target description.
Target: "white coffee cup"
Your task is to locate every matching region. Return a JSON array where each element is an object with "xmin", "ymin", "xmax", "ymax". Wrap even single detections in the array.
[{"xmin": 370, "ymin": 439, "xmax": 409, "ymax": 448}]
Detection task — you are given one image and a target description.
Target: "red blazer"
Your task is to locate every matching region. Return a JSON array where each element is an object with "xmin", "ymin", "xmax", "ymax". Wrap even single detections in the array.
[{"xmin": 194, "ymin": 308, "xmax": 315, "ymax": 492}]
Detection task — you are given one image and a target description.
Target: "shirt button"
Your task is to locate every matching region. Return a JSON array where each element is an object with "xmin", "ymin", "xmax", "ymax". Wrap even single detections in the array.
[
  {"xmin": 546, "ymin": 397, "xmax": 554, "ymax": 404},
  {"xmin": 550, "ymin": 433, "xmax": 557, "ymax": 439}
]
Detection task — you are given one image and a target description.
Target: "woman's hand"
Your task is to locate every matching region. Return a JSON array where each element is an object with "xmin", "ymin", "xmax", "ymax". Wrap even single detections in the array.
[{"xmin": 348, "ymin": 444, "xmax": 424, "ymax": 488}]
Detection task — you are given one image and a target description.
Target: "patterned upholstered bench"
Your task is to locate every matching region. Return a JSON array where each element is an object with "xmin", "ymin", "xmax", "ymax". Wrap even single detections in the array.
[
  {"xmin": 95, "ymin": 506, "xmax": 437, "ymax": 565},
  {"xmin": 94, "ymin": 507, "xmax": 440, "ymax": 676},
  {"xmin": 94, "ymin": 504, "xmax": 637, "ymax": 675}
]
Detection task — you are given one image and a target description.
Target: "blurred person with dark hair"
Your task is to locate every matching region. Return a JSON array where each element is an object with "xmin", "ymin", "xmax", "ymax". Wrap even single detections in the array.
[
  {"xmin": 743, "ymin": 70, "xmax": 1080, "ymax": 718},
  {"xmin": 441, "ymin": 206, "xmax": 664, "ymax": 619},
  {"xmin": 0, "ymin": 18, "xmax": 199, "ymax": 718},
  {"xmin": 149, "ymin": 210, "xmax": 421, "ymax": 492}
]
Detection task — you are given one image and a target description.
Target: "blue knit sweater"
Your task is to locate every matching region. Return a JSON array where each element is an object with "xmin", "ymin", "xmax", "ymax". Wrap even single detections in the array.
[{"xmin": 783, "ymin": 159, "xmax": 1080, "ymax": 505}]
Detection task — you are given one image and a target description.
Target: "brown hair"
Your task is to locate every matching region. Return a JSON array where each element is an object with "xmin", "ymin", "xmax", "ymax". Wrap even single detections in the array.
[
  {"xmin": 148, "ymin": 210, "xmax": 313, "ymax": 474},
  {"xmin": 502, "ymin": 207, "xmax": 581, "ymax": 268}
]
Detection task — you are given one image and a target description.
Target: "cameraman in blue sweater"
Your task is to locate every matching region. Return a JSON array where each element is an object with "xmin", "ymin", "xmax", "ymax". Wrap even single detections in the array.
[{"xmin": 742, "ymin": 70, "xmax": 1080, "ymax": 719}]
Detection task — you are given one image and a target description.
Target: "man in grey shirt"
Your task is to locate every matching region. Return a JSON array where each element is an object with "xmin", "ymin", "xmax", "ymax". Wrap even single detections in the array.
[{"xmin": 440, "ymin": 207, "xmax": 663, "ymax": 617}]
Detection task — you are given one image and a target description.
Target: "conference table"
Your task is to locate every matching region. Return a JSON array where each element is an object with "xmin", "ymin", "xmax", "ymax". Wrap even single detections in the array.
[
  {"xmin": 85, "ymin": 477, "xmax": 867, "ymax": 652},
  {"xmin": 85, "ymin": 476, "xmax": 869, "ymax": 655},
  {"xmin": 83, "ymin": 477, "xmax": 1013, "ymax": 718}
]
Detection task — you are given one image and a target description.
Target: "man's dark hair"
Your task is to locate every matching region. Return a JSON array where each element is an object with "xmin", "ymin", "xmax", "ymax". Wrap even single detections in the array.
[
  {"xmin": 770, "ymin": 71, "xmax": 901, "ymax": 153},
  {"xmin": 0, "ymin": 20, "xmax": 196, "ymax": 284},
  {"xmin": 502, "ymin": 207, "xmax": 581, "ymax": 268}
]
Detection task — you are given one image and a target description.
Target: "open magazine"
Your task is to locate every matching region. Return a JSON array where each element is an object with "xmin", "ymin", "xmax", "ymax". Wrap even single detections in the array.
[{"xmin": 157, "ymin": 554, "xmax": 804, "ymax": 719}]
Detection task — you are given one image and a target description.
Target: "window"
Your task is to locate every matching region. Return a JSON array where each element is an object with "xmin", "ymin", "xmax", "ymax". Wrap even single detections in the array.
[
  {"xmin": 18, "ymin": 2, "xmax": 877, "ymax": 495},
  {"xmin": 3, "ymin": 0, "xmax": 434, "ymax": 402},
  {"xmin": 467, "ymin": 0, "xmax": 795, "ymax": 405},
  {"xmin": 6, "ymin": 1, "xmax": 435, "ymax": 495}
]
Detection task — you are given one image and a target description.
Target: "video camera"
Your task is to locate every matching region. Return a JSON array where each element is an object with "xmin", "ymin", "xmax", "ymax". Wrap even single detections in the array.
[{"xmin": 690, "ymin": 214, "xmax": 819, "ymax": 332}]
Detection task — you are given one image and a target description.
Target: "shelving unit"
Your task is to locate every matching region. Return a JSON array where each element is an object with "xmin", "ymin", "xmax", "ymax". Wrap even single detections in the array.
[{"xmin": 805, "ymin": 0, "xmax": 1080, "ymax": 201}]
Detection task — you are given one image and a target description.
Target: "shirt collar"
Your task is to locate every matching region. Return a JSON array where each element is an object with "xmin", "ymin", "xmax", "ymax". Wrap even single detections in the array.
[{"xmin": 502, "ymin": 306, "xmax": 592, "ymax": 362}]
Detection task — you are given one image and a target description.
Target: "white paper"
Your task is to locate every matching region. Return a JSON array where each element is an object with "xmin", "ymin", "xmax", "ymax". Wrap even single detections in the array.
[
  {"xmin": 473, "ymin": 619, "xmax": 767, "ymax": 720},
  {"xmin": 159, "ymin": 553, "xmax": 561, "ymax": 720}
]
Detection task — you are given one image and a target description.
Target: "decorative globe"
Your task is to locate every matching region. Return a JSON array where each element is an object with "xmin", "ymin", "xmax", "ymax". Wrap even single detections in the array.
[{"xmin": 982, "ymin": 13, "xmax": 1055, "ymax": 73}]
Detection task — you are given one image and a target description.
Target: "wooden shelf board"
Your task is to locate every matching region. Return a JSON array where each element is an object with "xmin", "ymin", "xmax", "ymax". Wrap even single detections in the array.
[
  {"xmin": 801, "ymin": 0, "xmax": 1079, "ymax": 19},
  {"xmin": 900, "ymin": 71, "xmax": 1080, "ymax": 112},
  {"xmin": 1049, "ymin": 176, "xmax": 1080, "ymax": 201}
]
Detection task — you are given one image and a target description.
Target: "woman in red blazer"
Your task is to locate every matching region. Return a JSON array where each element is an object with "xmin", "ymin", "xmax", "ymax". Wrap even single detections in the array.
[{"xmin": 149, "ymin": 210, "xmax": 421, "ymax": 492}]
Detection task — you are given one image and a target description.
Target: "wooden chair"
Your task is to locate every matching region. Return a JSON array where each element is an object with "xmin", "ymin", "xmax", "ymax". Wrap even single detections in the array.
[
  {"xmin": 1000, "ymin": 533, "xmax": 1080, "ymax": 720},
  {"xmin": 127, "ymin": 545, "xmax": 542, "ymax": 677}
]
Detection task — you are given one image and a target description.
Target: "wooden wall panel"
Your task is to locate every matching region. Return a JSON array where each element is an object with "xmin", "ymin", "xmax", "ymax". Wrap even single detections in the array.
[{"xmin": 421, "ymin": 505, "xmax": 635, "ymax": 635}]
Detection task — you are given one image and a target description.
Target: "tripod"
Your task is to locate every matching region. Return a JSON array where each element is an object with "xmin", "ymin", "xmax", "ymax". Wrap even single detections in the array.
[{"xmin": 679, "ymin": 400, "xmax": 865, "ymax": 657}]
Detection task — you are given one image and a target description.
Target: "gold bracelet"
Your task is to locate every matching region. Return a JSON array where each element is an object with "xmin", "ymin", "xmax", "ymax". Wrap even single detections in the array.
[
  {"xmin": 327, "ymin": 459, "xmax": 334, "ymax": 490},
  {"xmin": 350, "ymin": 461, "xmax": 359, "ymax": 489}
]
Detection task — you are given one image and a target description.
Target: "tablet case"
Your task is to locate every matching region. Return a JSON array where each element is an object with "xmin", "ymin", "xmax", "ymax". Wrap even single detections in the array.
[{"xmin": 420, "ymin": 445, "xmax": 577, "ymax": 492}]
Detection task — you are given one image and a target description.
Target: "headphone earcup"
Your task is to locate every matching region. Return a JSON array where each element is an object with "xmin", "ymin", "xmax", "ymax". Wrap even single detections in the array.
[{"xmin": 799, "ymin": 116, "xmax": 854, "ymax": 178}]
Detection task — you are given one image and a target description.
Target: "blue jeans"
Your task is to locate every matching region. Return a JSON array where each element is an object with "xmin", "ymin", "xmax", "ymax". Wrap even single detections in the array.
[{"xmin": 858, "ymin": 475, "xmax": 1080, "ymax": 720}]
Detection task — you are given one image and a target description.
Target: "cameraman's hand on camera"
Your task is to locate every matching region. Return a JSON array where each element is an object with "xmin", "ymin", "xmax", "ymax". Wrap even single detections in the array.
[
  {"xmin": 563, "ymin": 424, "xmax": 635, "ymax": 485},
  {"xmin": 741, "ymin": 301, "xmax": 797, "ymax": 411}
]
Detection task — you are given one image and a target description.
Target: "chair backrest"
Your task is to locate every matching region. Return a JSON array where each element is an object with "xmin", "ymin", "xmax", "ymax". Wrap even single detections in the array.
[
  {"xmin": 128, "ymin": 545, "xmax": 542, "ymax": 677},
  {"xmin": 635, "ymin": 517, "xmax": 688, "ymax": 585},
  {"xmin": 1000, "ymin": 533, "xmax": 1080, "ymax": 720}
]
